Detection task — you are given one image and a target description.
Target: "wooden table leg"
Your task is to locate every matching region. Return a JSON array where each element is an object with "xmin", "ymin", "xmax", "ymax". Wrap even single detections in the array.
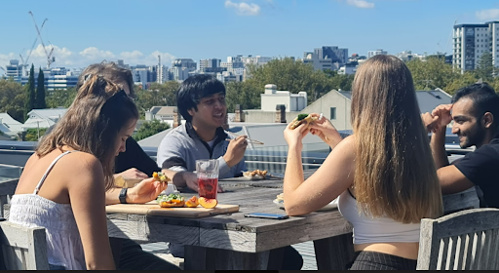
[
  {"xmin": 313, "ymin": 233, "xmax": 355, "ymax": 270},
  {"xmin": 184, "ymin": 245, "xmax": 271, "ymax": 270}
]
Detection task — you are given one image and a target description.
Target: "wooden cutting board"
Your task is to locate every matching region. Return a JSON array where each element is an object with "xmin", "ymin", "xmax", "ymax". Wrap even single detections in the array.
[{"xmin": 106, "ymin": 202, "xmax": 240, "ymax": 218}]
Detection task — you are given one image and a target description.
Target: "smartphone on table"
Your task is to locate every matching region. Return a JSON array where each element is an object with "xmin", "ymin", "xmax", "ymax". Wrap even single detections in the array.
[{"xmin": 244, "ymin": 212, "xmax": 289, "ymax": 220}]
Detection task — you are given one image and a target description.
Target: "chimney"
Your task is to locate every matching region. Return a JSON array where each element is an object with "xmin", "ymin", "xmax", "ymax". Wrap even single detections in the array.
[
  {"xmin": 234, "ymin": 104, "xmax": 245, "ymax": 122},
  {"xmin": 173, "ymin": 108, "xmax": 181, "ymax": 128},
  {"xmin": 275, "ymin": 104, "xmax": 286, "ymax": 123},
  {"xmin": 222, "ymin": 112, "xmax": 229, "ymax": 130}
]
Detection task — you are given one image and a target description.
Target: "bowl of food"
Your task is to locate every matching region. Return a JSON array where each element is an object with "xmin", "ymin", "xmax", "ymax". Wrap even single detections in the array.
[{"xmin": 243, "ymin": 169, "xmax": 268, "ymax": 180}]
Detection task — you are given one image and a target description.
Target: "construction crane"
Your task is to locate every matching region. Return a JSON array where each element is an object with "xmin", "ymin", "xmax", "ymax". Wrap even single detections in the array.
[
  {"xmin": 28, "ymin": 11, "xmax": 54, "ymax": 69},
  {"xmin": 20, "ymin": 17, "xmax": 48, "ymax": 73}
]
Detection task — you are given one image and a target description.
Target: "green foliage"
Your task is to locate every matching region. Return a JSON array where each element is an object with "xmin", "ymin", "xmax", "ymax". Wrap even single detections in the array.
[
  {"xmin": 0, "ymin": 78, "xmax": 26, "ymax": 122},
  {"xmin": 406, "ymin": 57, "xmax": 460, "ymax": 91},
  {"xmin": 35, "ymin": 68, "xmax": 46, "ymax": 109},
  {"xmin": 476, "ymin": 51, "xmax": 494, "ymax": 82},
  {"xmin": 225, "ymin": 81, "xmax": 260, "ymax": 113},
  {"xmin": 25, "ymin": 64, "xmax": 36, "ymax": 120},
  {"xmin": 24, "ymin": 128, "xmax": 48, "ymax": 141},
  {"xmin": 133, "ymin": 119, "xmax": 170, "ymax": 141},
  {"xmin": 46, "ymin": 87, "xmax": 77, "ymax": 108},
  {"xmin": 135, "ymin": 81, "xmax": 180, "ymax": 118}
]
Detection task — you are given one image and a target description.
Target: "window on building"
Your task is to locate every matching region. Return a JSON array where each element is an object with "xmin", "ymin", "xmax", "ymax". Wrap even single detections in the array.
[{"xmin": 330, "ymin": 107, "xmax": 336, "ymax": 120}]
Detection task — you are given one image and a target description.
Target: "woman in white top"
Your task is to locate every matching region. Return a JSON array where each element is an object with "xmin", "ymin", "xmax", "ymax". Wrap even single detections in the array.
[
  {"xmin": 282, "ymin": 55, "xmax": 443, "ymax": 270},
  {"xmin": 9, "ymin": 75, "xmax": 139, "ymax": 270}
]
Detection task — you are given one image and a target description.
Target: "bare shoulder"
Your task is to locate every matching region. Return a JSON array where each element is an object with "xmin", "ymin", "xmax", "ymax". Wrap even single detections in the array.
[
  {"xmin": 57, "ymin": 151, "xmax": 103, "ymax": 176},
  {"xmin": 331, "ymin": 134, "xmax": 356, "ymax": 157}
]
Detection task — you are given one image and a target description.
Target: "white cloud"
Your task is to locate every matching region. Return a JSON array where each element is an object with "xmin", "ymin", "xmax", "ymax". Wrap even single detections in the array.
[
  {"xmin": 0, "ymin": 44, "xmax": 176, "ymax": 74},
  {"xmin": 346, "ymin": 0, "xmax": 374, "ymax": 9},
  {"xmin": 476, "ymin": 9, "xmax": 499, "ymax": 21},
  {"xmin": 225, "ymin": 1, "xmax": 261, "ymax": 16}
]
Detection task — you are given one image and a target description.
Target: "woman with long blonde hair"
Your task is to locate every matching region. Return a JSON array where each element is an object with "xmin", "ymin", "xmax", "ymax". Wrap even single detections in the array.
[
  {"xmin": 283, "ymin": 55, "xmax": 443, "ymax": 270},
  {"xmin": 9, "ymin": 75, "xmax": 139, "ymax": 270}
]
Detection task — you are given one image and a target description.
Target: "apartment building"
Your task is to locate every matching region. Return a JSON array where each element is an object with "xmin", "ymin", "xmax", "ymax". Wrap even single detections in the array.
[{"xmin": 453, "ymin": 21, "xmax": 499, "ymax": 72}]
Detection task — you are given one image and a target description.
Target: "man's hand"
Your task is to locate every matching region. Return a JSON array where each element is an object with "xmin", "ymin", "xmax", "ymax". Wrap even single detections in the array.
[
  {"xmin": 115, "ymin": 168, "xmax": 148, "ymax": 180},
  {"xmin": 422, "ymin": 104, "xmax": 453, "ymax": 133},
  {"xmin": 181, "ymin": 171, "xmax": 199, "ymax": 192},
  {"xmin": 223, "ymin": 136, "xmax": 248, "ymax": 167},
  {"xmin": 126, "ymin": 177, "xmax": 168, "ymax": 204}
]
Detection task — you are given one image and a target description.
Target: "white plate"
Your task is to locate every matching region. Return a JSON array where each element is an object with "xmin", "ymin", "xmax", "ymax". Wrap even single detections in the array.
[
  {"xmin": 243, "ymin": 173, "xmax": 266, "ymax": 180},
  {"xmin": 273, "ymin": 198, "xmax": 338, "ymax": 212}
]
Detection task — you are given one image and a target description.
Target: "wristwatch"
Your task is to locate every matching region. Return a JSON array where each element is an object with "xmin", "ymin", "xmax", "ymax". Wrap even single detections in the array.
[{"xmin": 119, "ymin": 187, "xmax": 128, "ymax": 204}]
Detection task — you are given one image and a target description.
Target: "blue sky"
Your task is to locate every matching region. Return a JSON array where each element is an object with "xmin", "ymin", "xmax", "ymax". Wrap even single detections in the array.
[{"xmin": 1, "ymin": 0, "xmax": 499, "ymax": 70}]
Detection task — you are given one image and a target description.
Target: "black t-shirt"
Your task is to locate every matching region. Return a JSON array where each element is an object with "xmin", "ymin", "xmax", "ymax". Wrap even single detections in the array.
[
  {"xmin": 454, "ymin": 135, "xmax": 499, "ymax": 208},
  {"xmin": 115, "ymin": 137, "xmax": 160, "ymax": 176}
]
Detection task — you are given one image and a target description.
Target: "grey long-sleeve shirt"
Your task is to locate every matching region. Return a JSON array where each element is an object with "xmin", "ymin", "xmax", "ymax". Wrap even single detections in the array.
[{"xmin": 156, "ymin": 122, "xmax": 246, "ymax": 178}]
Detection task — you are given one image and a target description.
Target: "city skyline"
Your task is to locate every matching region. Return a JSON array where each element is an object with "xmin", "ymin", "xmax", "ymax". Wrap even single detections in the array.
[{"xmin": 1, "ymin": 0, "xmax": 499, "ymax": 71}]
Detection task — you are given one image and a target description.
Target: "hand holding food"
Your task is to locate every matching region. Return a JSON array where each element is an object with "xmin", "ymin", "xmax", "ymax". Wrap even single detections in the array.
[
  {"xmin": 307, "ymin": 113, "xmax": 343, "ymax": 149},
  {"xmin": 290, "ymin": 113, "xmax": 318, "ymax": 130},
  {"xmin": 152, "ymin": 171, "xmax": 171, "ymax": 183}
]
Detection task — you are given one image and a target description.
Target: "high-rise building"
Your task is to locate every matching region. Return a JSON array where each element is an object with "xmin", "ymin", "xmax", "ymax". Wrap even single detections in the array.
[
  {"xmin": 453, "ymin": 21, "xmax": 499, "ymax": 73},
  {"xmin": 303, "ymin": 46, "xmax": 348, "ymax": 71},
  {"xmin": 171, "ymin": 59, "xmax": 197, "ymax": 81},
  {"xmin": 199, "ymin": 58, "xmax": 226, "ymax": 74},
  {"xmin": 367, "ymin": 49, "xmax": 387, "ymax": 59},
  {"xmin": 5, "ymin": 60, "xmax": 24, "ymax": 81}
]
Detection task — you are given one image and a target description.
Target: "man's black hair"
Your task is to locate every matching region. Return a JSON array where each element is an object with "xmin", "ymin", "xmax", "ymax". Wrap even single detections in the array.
[
  {"xmin": 176, "ymin": 74, "xmax": 226, "ymax": 122},
  {"xmin": 452, "ymin": 82, "xmax": 499, "ymax": 126}
]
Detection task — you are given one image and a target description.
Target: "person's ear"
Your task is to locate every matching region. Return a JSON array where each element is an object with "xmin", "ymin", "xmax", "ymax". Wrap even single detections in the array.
[
  {"xmin": 187, "ymin": 108, "xmax": 195, "ymax": 116},
  {"xmin": 482, "ymin": 112, "xmax": 494, "ymax": 129}
]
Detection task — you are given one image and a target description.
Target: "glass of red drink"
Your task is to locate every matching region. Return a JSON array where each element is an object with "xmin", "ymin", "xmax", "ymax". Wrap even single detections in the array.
[{"xmin": 196, "ymin": 159, "xmax": 219, "ymax": 199}]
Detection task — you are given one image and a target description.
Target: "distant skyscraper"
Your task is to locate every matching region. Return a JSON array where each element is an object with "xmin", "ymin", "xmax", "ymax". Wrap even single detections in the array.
[
  {"xmin": 303, "ymin": 46, "xmax": 348, "ymax": 71},
  {"xmin": 367, "ymin": 49, "xmax": 387, "ymax": 59},
  {"xmin": 453, "ymin": 21, "xmax": 499, "ymax": 73},
  {"xmin": 171, "ymin": 58, "xmax": 197, "ymax": 81}
]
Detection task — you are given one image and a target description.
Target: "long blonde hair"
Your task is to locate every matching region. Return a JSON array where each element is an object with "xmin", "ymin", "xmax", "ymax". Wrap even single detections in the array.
[
  {"xmin": 37, "ymin": 75, "xmax": 138, "ymax": 191},
  {"xmin": 351, "ymin": 55, "xmax": 443, "ymax": 223}
]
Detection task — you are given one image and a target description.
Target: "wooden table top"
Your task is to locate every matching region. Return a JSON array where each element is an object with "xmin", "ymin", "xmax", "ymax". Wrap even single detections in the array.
[{"xmin": 106, "ymin": 171, "xmax": 352, "ymax": 253}]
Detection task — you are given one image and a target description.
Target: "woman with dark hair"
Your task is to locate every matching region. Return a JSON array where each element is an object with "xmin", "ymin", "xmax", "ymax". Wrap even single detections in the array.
[
  {"xmin": 282, "ymin": 55, "xmax": 443, "ymax": 270},
  {"xmin": 9, "ymin": 75, "xmax": 141, "ymax": 270}
]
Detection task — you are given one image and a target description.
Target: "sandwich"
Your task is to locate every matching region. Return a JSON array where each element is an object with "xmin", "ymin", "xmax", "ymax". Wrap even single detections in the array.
[
  {"xmin": 152, "ymin": 171, "xmax": 170, "ymax": 183},
  {"xmin": 156, "ymin": 193, "xmax": 185, "ymax": 208},
  {"xmin": 290, "ymin": 114, "xmax": 318, "ymax": 130}
]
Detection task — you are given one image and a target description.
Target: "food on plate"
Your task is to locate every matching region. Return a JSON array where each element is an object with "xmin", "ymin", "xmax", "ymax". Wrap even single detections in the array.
[
  {"xmin": 152, "ymin": 171, "xmax": 170, "ymax": 183},
  {"xmin": 290, "ymin": 113, "xmax": 318, "ymax": 130},
  {"xmin": 243, "ymin": 169, "xmax": 268, "ymax": 179},
  {"xmin": 198, "ymin": 197, "xmax": 218, "ymax": 209},
  {"xmin": 275, "ymin": 193, "xmax": 284, "ymax": 203},
  {"xmin": 156, "ymin": 193, "xmax": 185, "ymax": 208},
  {"xmin": 185, "ymin": 196, "xmax": 199, "ymax": 208}
]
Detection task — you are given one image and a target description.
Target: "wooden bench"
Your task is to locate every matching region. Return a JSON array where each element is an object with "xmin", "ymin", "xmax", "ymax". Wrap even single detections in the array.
[
  {"xmin": 0, "ymin": 219, "xmax": 49, "ymax": 270},
  {"xmin": 417, "ymin": 208, "xmax": 499, "ymax": 270}
]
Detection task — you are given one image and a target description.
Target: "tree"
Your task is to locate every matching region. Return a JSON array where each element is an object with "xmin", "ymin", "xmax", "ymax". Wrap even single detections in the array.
[
  {"xmin": 225, "ymin": 81, "xmax": 261, "ymax": 113},
  {"xmin": 24, "ymin": 64, "xmax": 36, "ymax": 120},
  {"xmin": 475, "ymin": 51, "xmax": 494, "ymax": 82},
  {"xmin": 46, "ymin": 87, "xmax": 77, "ymax": 108},
  {"xmin": 0, "ymin": 78, "xmax": 25, "ymax": 122},
  {"xmin": 135, "ymin": 81, "xmax": 180, "ymax": 118},
  {"xmin": 24, "ymin": 128, "xmax": 48, "ymax": 141},
  {"xmin": 245, "ymin": 58, "xmax": 336, "ymax": 104},
  {"xmin": 406, "ymin": 57, "xmax": 460, "ymax": 91},
  {"xmin": 133, "ymin": 119, "xmax": 170, "ymax": 141},
  {"xmin": 35, "ymin": 68, "xmax": 46, "ymax": 109}
]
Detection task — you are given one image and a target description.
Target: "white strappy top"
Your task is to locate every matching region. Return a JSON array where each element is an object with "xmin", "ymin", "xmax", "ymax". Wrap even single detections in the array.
[
  {"xmin": 337, "ymin": 189, "xmax": 421, "ymax": 245},
  {"xmin": 9, "ymin": 150, "xmax": 86, "ymax": 270}
]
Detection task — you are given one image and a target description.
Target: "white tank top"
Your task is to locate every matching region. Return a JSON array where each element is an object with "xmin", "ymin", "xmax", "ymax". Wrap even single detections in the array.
[
  {"xmin": 337, "ymin": 189, "xmax": 421, "ymax": 245},
  {"xmin": 9, "ymin": 150, "xmax": 85, "ymax": 270}
]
